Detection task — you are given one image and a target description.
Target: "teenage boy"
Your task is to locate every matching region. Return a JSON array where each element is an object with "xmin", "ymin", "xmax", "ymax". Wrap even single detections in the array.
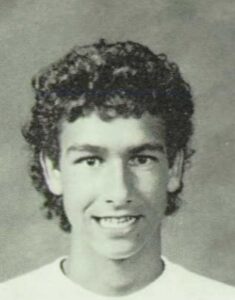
[{"xmin": 1, "ymin": 40, "xmax": 234, "ymax": 299}]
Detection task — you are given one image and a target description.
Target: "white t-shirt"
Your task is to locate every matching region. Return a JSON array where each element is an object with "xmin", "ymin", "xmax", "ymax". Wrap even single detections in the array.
[{"xmin": 0, "ymin": 257, "xmax": 234, "ymax": 299}]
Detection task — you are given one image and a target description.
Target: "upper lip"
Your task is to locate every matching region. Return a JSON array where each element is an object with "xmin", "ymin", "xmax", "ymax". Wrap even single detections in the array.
[{"xmin": 92, "ymin": 214, "xmax": 142, "ymax": 219}]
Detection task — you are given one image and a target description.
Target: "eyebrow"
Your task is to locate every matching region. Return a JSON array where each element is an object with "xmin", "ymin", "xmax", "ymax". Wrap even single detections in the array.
[
  {"xmin": 66, "ymin": 144, "xmax": 106, "ymax": 155},
  {"xmin": 128, "ymin": 143, "xmax": 165, "ymax": 155},
  {"xmin": 66, "ymin": 142, "xmax": 165, "ymax": 156}
]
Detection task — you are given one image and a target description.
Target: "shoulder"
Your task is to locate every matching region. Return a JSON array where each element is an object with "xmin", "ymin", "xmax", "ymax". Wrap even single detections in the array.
[
  {"xmin": 163, "ymin": 257, "xmax": 235, "ymax": 300},
  {"xmin": 0, "ymin": 257, "xmax": 65, "ymax": 300}
]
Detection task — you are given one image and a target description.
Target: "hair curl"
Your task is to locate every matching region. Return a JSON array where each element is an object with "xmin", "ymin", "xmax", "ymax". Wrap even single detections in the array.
[{"xmin": 22, "ymin": 39, "xmax": 194, "ymax": 232}]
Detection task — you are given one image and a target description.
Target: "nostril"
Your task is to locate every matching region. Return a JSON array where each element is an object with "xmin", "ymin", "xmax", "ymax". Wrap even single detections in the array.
[
  {"xmin": 105, "ymin": 199, "xmax": 113, "ymax": 203},
  {"xmin": 105, "ymin": 199, "xmax": 132, "ymax": 204}
]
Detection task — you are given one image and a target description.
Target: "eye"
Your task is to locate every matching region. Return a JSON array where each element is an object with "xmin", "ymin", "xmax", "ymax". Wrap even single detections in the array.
[
  {"xmin": 73, "ymin": 156, "xmax": 103, "ymax": 167},
  {"xmin": 129, "ymin": 155, "xmax": 158, "ymax": 167}
]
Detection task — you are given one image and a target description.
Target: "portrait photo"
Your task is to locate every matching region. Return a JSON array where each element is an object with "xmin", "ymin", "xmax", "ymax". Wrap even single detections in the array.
[{"xmin": 0, "ymin": 1, "xmax": 234, "ymax": 299}]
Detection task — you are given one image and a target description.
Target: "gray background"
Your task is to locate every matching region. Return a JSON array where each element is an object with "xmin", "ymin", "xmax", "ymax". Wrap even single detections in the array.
[{"xmin": 0, "ymin": 0, "xmax": 234, "ymax": 286}]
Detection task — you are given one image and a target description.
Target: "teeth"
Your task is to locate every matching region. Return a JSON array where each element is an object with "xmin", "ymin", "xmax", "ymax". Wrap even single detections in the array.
[{"xmin": 98, "ymin": 216, "xmax": 138, "ymax": 228}]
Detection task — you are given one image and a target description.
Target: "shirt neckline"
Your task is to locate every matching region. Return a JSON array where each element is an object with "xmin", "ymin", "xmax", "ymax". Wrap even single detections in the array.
[{"xmin": 55, "ymin": 256, "xmax": 170, "ymax": 299}]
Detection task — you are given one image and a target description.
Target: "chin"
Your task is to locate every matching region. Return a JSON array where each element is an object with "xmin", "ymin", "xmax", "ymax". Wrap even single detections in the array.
[{"xmin": 94, "ymin": 239, "xmax": 145, "ymax": 261}]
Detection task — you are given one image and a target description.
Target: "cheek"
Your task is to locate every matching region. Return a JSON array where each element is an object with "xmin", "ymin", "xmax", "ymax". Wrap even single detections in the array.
[
  {"xmin": 60, "ymin": 169, "xmax": 97, "ymax": 216},
  {"xmin": 134, "ymin": 169, "xmax": 168, "ymax": 223},
  {"xmin": 61, "ymin": 166, "xmax": 98, "ymax": 193},
  {"xmin": 134, "ymin": 166, "xmax": 168, "ymax": 198}
]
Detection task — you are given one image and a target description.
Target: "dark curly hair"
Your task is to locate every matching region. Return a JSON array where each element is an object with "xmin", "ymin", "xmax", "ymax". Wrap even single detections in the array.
[{"xmin": 22, "ymin": 39, "xmax": 194, "ymax": 232}]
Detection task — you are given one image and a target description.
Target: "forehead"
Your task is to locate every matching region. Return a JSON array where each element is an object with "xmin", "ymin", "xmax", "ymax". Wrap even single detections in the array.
[{"xmin": 60, "ymin": 112, "xmax": 165, "ymax": 151}]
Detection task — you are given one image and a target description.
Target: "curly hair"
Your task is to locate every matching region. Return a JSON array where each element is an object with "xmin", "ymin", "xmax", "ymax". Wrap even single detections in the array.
[{"xmin": 22, "ymin": 39, "xmax": 194, "ymax": 232}]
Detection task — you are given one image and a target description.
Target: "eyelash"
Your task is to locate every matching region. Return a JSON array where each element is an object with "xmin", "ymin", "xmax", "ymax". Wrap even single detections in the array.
[
  {"xmin": 129, "ymin": 155, "xmax": 159, "ymax": 165},
  {"xmin": 73, "ymin": 155, "xmax": 158, "ymax": 166},
  {"xmin": 73, "ymin": 156, "xmax": 103, "ymax": 166}
]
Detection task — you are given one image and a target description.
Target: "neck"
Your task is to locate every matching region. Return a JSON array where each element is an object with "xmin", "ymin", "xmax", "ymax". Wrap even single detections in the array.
[{"xmin": 64, "ymin": 230, "xmax": 164, "ymax": 296}]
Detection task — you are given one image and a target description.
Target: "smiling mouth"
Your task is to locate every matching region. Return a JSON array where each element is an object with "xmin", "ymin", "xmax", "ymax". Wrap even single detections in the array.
[{"xmin": 92, "ymin": 216, "xmax": 142, "ymax": 229}]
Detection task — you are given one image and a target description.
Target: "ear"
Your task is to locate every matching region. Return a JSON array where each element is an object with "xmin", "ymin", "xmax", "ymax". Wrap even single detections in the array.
[
  {"xmin": 167, "ymin": 150, "xmax": 184, "ymax": 193},
  {"xmin": 40, "ymin": 152, "xmax": 63, "ymax": 195}
]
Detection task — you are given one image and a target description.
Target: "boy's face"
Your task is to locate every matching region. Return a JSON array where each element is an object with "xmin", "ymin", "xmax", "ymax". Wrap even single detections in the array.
[{"xmin": 44, "ymin": 111, "xmax": 180, "ymax": 260}]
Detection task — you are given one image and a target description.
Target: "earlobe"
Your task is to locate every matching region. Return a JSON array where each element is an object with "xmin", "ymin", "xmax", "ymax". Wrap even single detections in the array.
[
  {"xmin": 40, "ymin": 153, "xmax": 63, "ymax": 195},
  {"xmin": 167, "ymin": 150, "xmax": 184, "ymax": 193},
  {"xmin": 167, "ymin": 177, "xmax": 181, "ymax": 193}
]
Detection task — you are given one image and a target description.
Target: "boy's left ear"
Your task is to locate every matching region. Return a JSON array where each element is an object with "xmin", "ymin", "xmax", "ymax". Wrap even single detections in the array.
[{"xmin": 167, "ymin": 150, "xmax": 184, "ymax": 193}]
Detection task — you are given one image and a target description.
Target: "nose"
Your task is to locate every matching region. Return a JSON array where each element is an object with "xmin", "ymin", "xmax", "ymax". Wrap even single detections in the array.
[{"xmin": 102, "ymin": 160, "xmax": 132, "ymax": 206}]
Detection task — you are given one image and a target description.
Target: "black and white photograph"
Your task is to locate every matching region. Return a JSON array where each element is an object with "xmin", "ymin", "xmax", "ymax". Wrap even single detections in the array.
[{"xmin": 0, "ymin": 1, "xmax": 234, "ymax": 299}]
